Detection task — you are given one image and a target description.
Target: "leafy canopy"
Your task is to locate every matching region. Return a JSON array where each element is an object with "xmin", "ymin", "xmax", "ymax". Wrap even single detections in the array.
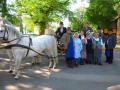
[
  {"xmin": 85, "ymin": 0, "xmax": 118, "ymax": 29},
  {"xmin": 69, "ymin": 6, "xmax": 86, "ymax": 31},
  {"xmin": 14, "ymin": 0, "xmax": 74, "ymax": 34},
  {"xmin": 0, "ymin": 0, "xmax": 20, "ymax": 24}
]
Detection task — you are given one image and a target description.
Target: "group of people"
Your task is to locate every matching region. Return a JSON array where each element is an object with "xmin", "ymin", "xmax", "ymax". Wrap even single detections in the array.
[{"xmin": 55, "ymin": 22, "xmax": 117, "ymax": 68}]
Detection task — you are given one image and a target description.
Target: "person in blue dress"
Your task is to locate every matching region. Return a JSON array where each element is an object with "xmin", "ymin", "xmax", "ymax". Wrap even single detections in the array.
[
  {"xmin": 61, "ymin": 27, "xmax": 74, "ymax": 68},
  {"xmin": 73, "ymin": 32, "xmax": 82, "ymax": 67}
]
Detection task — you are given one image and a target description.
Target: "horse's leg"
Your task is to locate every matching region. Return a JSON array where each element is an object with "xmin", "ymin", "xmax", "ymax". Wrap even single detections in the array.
[
  {"xmin": 51, "ymin": 52, "xmax": 56, "ymax": 69},
  {"xmin": 7, "ymin": 50, "xmax": 14, "ymax": 73},
  {"xmin": 14, "ymin": 56, "xmax": 22, "ymax": 80},
  {"xmin": 31, "ymin": 56, "xmax": 35, "ymax": 65},
  {"xmin": 52, "ymin": 58, "xmax": 56, "ymax": 69},
  {"xmin": 48, "ymin": 57, "xmax": 53, "ymax": 68},
  {"xmin": 12, "ymin": 58, "xmax": 17, "ymax": 76},
  {"xmin": 45, "ymin": 50, "xmax": 52, "ymax": 68}
]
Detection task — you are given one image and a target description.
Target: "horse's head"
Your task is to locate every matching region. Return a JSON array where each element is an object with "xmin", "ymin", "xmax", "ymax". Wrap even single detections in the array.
[
  {"xmin": 0, "ymin": 18, "xmax": 6, "ymax": 25},
  {"xmin": 0, "ymin": 24, "xmax": 9, "ymax": 43},
  {"xmin": 0, "ymin": 17, "xmax": 13, "ymax": 26}
]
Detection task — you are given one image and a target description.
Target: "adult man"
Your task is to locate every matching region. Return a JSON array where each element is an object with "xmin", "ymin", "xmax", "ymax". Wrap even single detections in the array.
[
  {"xmin": 105, "ymin": 29, "xmax": 117, "ymax": 64},
  {"xmin": 55, "ymin": 22, "xmax": 67, "ymax": 39},
  {"xmin": 93, "ymin": 27, "xmax": 106, "ymax": 43},
  {"xmin": 60, "ymin": 27, "xmax": 74, "ymax": 68},
  {"xmin": 82, "ymin": 23, "xmax": 93, "ymax": 37}
]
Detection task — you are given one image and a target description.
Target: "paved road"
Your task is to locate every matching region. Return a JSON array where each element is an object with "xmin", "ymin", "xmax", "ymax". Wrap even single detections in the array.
[{"xmin": 0, "ymin": 49, "xmax": 120, "ymax": 90}]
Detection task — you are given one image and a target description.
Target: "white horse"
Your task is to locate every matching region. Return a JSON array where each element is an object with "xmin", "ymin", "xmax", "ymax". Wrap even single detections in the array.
[
  {"xmin": 0, "ymin": 18, "xmax": 14, "ymax": 72},
  {"xmin": 0, "ymin": 24, "xmax": 58, "ymax": 79},
  {"xmin": 0, "ymin": 18, "xmax": 41, "ymax": 73}
]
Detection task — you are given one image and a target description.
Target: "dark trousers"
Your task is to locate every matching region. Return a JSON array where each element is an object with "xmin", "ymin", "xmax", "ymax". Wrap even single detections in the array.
[
  {"xmin": 66, "ymin": 58, "xmax": 74, "ymax": 65},
  {"xmin": 106, "ymin": 49, "xmax": 113, "ymax": 63}
]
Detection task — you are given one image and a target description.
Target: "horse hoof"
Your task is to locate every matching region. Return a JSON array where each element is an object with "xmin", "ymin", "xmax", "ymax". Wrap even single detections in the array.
[
  {"xmin": 14, "ymin": 76, "xmax": 18, "ymax": 80},
  {"xmin": 53, "ymin": 67, "xmax": 55, "ymax": 69},
  {"xmin": 32, "ymin": 63, "xmax": 35, "ymax": 65},
  {"xmin": 49, "ymin": 66, "xmax": 53, "ymax": 68},
  {"xmin": 9, "ymin": 70, "xmax": 13, "ymax": 73}
]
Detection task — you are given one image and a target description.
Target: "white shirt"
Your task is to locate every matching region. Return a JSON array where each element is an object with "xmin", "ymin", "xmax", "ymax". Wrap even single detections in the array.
[
  {"xmin": 80, "ymin": 35, "xmax": 87, "ymax": 43},
  {"xmin": 60, "ymin": 27, "xmax": 63, "ymax": 33},
  {"xmin": 81, "ymin": 35, "xmax": 85, "ymax": 39},
  {"xmin": 94, "ymin": 37, "xmax": 103, "ymax": 45}
]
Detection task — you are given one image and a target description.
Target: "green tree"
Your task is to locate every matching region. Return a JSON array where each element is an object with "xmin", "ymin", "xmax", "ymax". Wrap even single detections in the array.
[
  {"xmin": 85, "ymin": 0, "xmax": 118, "ymax": 29},
  {"xmin": 69, "ymin": 6, "xmax": 86, "ymax": 31},
  {"xmin": 14, "ymin": 0, "xmax": 74, "ymax": 35},
  {"xmin": 0, "ymin": 0, "xmax": 20, "ymax": 24}
]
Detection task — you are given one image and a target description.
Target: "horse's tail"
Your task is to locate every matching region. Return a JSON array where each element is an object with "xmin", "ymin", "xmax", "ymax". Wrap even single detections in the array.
[{"xmin": 53, "ymin": 37, "xmax": 58, "ymax": 64}]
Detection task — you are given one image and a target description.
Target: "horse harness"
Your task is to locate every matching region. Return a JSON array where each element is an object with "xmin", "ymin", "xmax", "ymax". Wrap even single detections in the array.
[
  {"xmin": 0, "ymin": 25, "xmax": 9, "ymax": 43},
  {"xmin": 0, "ymin": 36, "xmax": 58, "ymax": 58}
]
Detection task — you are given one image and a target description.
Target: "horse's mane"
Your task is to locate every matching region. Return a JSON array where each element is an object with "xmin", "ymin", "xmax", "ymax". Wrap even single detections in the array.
[
  {"xmin": 0, "ymin": 18, "xmax": 13, "ymax": 26},
  {"xmin": 7, "ymin": 25, "xmax": 22, "ymax": 38},
  {"xmin": 0, "ymin": 18, "xmax": 21, "ymax": 38}
]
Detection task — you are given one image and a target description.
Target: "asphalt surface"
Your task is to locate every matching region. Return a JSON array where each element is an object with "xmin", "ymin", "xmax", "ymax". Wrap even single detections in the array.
[{"xmin": 0, "ymin": 49, "xmax": 120, "ymax": 90}]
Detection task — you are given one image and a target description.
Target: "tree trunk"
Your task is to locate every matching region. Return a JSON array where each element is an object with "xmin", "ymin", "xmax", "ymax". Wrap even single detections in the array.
[
  {"xmin": 2, "ymin": 0, "xmax": 7, "ymax": 17},
  {"xmin": 39, "ymin": 27, "xmax": 45, "ymax": 35}
]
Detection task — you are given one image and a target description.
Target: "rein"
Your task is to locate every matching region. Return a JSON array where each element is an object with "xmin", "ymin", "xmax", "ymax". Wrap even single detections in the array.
[
  {"xmin": 0, "ymin": 25, "xmax": 58, "ymax": 58},
  {"xmin": 0, "ymin": 25, "xmax": 9, "ymax": 42},
  {"xmin": 0, "ymin": 44, "xmax": 58, "ymax": 58}
]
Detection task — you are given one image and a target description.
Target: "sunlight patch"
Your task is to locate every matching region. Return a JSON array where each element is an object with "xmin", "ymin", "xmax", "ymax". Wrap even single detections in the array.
[
  {"xmin": 17, "ymin": 83, "xmax": 33, "ymax": 89},
  {"xmin": 22, "ymin": 75, "xmax": 31, "ymax": 79},
  {"xmin": 107, "ymin": 84, "xmax": 120, "ymax": 90},
  {"xmin": 5, "ymin": 85, "xmax": 19, "ymax": 90}
]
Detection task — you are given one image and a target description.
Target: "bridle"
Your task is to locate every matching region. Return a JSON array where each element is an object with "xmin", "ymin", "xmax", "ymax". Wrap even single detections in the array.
[{"xmin": 0, "ymin": 25, "xmax": 9, "ymax": 43}]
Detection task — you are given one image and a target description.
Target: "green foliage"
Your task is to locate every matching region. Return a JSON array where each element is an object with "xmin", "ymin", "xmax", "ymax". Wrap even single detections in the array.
[
  {"xmin": 69, "ymin": 6, "xmax": 86, "ymax": 31},
  {"xmin": 85, "ymin": 0, "xmax": 118, "ymax": 29},
  {"xmin": 14, "ymin": 0, "xmax": 73, "ymax": 34},
  {"xmin": 22, "ymin": 16, "xmax": 34, "ymax": 32},
  {"xmin": 0, "ymin": 0, "xmax": 20, "ymax": 25}
]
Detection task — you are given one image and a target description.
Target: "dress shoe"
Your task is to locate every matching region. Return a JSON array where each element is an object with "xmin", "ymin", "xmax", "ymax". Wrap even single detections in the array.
[
  {"xmin": 75, "ymin": 63, "xmax": 78, "ymax": 67},
  {"xmin": 104, "ymin": 61, "xmax": 109, "ymax": 63},
  {"xmin": 89, "ymin": 61, "xmax": 91, "ymax": 64},
  {"xmin": 86, "ymin": 61, "xmax": 88, "ymax": 64},
  {"xmin": 98, "ymin": 63, "xmax": 102, "ymax": 66},
  {"xmin": 94, "ymin": 62, "xmax": 97, "ymax": 65},
  {"xmin": 109, "ymin": 62, "xmax": 112, "ymax": 64}
]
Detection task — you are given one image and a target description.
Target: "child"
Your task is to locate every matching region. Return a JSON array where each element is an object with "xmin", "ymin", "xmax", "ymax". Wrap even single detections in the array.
[
  {"xmin": 74, "ymin": 32, "xmax": 82, "ymax": 67},
  {"xmin": 79, "ymin": 31, "xmax": 87, "ymax": 65},
  {"xmin": 86, "ymin": 32, "xmax": 94, "ymax": 64}
]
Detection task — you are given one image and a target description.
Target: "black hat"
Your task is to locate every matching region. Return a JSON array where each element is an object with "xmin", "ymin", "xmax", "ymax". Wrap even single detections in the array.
[
  {"xmin": 67, "ymin": 27, "xmax": 71, "ymax": 31},
  {"xmin": 108, "ymin": 28, "xmax": 113, "ymax": 32},
  {"xmin": 97, "ymin": 27, "xmax": 101, "ymax": 30},
  {"xmin": 60, "ymin": 22, "xmax": 63, "ymax": 25}
]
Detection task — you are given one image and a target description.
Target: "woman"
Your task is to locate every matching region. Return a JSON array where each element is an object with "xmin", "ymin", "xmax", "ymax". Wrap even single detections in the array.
[
  {"xmin": 92, "ymin": 32, "xmax": 103, "ymax": 65},
  {"xmin": 79, "ymin": 31, "xmax": 87, "ymax": 65},
  {"xmin": 86, "ymin": 32, "xmax": 94, "ymax": 64},
  {"xmin": 73, "ymin": 32, "xmax": 82, "ymax": 67},
  {"xmin": 61, "ymin": 27, "xmax": 74, "ymax": 68}
]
